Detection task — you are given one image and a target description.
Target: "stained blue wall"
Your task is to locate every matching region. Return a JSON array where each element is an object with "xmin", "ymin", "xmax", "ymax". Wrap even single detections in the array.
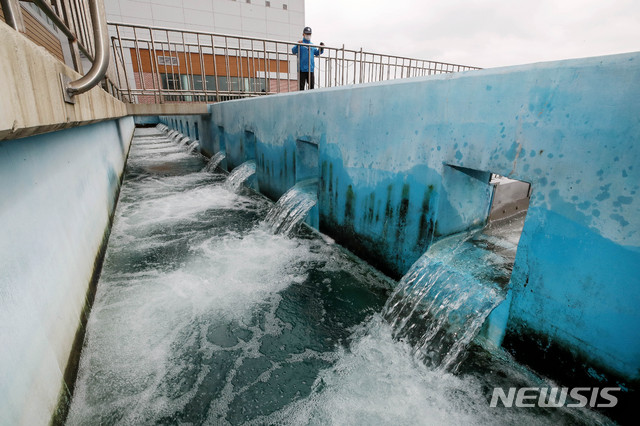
[
  {"xmin": 159, "ymin": 114, "xmax": 211, "ymax": 156},
  {"xmin": 134, "ymin": 115, "xmax": 160, "ymax": 125},
  {"xmin": 0, "ymin": 117, "xmax": 135, "ymax": 424},
  {"xmin": 201, "ymin": 52, "xmax": 640, "ymax": 383}
]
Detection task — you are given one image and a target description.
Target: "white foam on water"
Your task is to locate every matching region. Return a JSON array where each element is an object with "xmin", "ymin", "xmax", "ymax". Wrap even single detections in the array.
[
  {"xmin": 67, "ymin": 229, "xmax": 325, "ymax": 424},
  {"xmin": 111, "ymin": 178, "xmax": 257, "ymax": 246},
  {"xmin": 257, "ymin": 315, "xmax": 550, "ymax": 426},
  {"xmin": 181, "ymin": 228, "xmax": 322, "ymax": 320},
  {"xmin": 134, "ymin": 128, "xmax": 164, "ymax": 136}
]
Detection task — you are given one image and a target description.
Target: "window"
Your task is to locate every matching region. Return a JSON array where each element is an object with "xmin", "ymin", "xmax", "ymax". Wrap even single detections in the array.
[
  {"xmin": 193, "ymin": 75, "xmax": 218, "ymax": 91},
  {"xmin": 157, "ymin": 56, "xmax": 179, "ymax": 66},
  {"xmin": 161, "ymin": 74, "xmax": 181, "ymax": 90}
]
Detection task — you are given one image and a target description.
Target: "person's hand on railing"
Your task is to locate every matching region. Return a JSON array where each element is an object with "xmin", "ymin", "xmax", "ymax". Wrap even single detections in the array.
[{"xmin": 320, "ymin": 42, "xmax": 325, "ymax": 55}]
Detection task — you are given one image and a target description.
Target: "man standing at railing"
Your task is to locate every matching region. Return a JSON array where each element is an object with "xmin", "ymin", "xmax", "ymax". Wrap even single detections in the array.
[{"xmin": 292, "ymin": 27, "xmax": 324, "ymax": 90}]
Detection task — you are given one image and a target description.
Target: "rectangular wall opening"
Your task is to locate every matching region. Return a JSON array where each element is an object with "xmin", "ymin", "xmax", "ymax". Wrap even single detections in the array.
[
  {"xmin": 217, "ymin": 126, "xmax": 226, "ymax": 152},
  {"xmin": 295, "ymin": 139, "xmax": 319, "ymax": 183},
  {"xmin": 243, "ymin": 130, "xmax": 257, "ymax": 162},
  {"xmin": 442, "ymin": 164, "xmax": 533, "ymax": 345}
]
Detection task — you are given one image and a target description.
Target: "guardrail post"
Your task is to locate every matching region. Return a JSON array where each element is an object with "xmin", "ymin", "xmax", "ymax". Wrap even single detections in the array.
[
  {"xmin": 359, "ymin": 47, "xmax": 363, "ymax": 84},
  {"xmin": 341, "ymin": 44, "xmax": 345, "ymax": 86},
  {"xmin": 1, "ymin": 0, "xmax": 25, "ymax": 32}
]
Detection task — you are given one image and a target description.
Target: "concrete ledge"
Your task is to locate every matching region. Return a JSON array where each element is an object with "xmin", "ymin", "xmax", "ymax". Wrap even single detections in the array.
[
  {"xmin": 0, "ymin": 22, "xmax": 127, "ymax": 141},
  {"xmin": 126, "ymin": 103, "xmax": 210, "ymax": 116}
]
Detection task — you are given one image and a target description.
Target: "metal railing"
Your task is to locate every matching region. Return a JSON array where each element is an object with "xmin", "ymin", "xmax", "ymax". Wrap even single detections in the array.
[
  {"xmin": 2, "ymin": 0, "xmax": 116, "ymax": 101},
  {"xmin": 108, "ymin": 22, "xmax": 481, "ymax": 104}
]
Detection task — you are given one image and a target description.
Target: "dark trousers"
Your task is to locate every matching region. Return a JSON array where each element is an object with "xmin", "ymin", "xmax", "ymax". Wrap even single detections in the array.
[{"xmin": 299, "ymin": 71, "xmax": 314, "ymax": 90}]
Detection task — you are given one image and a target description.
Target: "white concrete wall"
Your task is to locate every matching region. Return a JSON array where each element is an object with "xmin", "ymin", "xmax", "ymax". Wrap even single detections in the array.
[
  {"xmin": 0, "ymin": 117, "xmax": 134, "ymax": 425},
  {"xmin": 105, "ymin": 0, "xmax": 305, "ymax": 41},
  {"xmin": 0, "ymin": 22, "xmax": 128, "ymax": 141}
]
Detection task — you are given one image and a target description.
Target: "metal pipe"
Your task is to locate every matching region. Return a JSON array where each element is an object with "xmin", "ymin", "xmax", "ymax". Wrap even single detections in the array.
[
  {"xmin": 198, "ymin": 35, "xmax": 207, "ymax": 101},
  {"xmin": 211, "ymin": 35, "xmax": 220, "ymax": 101},
  {"xmin": 148, "ymin": 28, "xmax": 162, "ymax": 103},
  {"xmin": 263, "ymin": 41, "xmax": 268, "ymax": 94},
  {"xmin": 114, "ymin": 27, "xmax": 131, "ymax": 102},
  {"xmin": 166, "ymin": 30, "xmax": 178, "ymax": 99},
  {"xmin": 66, "ymin": 0, "xmax": 110, "ymax": 96},
  {"xmin": 1, "ymin": 0, "xmax": 25, "ymax": 32},
  {"xmin": 133, "ymin": 27, "xmax": 145, "ymax": 96}
]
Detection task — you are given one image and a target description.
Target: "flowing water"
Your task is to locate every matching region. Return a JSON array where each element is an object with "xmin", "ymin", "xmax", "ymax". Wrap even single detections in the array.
[
  {"xmin": 187, "ymin": 141, "xmax": 200, "ymax": 153},
  {"xmin": 225, "ymin": 161, "xmax": 256, "ymax": 192},
  {"xmin": 381, "ymin": 217, "xmax": 528, "ymax": 372},
  {"xmin": 264, "ymin": 179, "xmax": 317, "ymax": 235},
  {"xmin": 205, "ymin": 151, "xmax": 226, "ymax": 173},
  {"xmin": 66, "ymin": 128, "xmax": 612, "ymax": 425}
]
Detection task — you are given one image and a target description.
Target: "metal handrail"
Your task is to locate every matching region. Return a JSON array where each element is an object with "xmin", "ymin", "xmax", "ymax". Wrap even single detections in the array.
[
  {"xmin": 65, "ymin": 0, "xmax": 109, "ymax": 97},
  {"xmin": 0, "ymin": 0, "xmax": 24, "ymax": 31},
  {"xmin": 109, "ymin": 21, "xmax": 480, "ymax": 73},
  {"xmin": 2, "ymin": 0, "xmax": 114, "ymax": 101},
  {"xmin": 108, "ymin": 21, "xmax": 481, "ymax": 104},
  {"xmin": 29, "ymin": 0, "xmax": 94, "ymax": 61}
]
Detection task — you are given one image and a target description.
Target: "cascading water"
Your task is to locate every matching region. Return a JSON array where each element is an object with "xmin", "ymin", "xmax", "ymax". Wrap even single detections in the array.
[
  {"xmin": 264, "ymin": 179, "xmax": 318, "ymax": 235},
  {"xmin": 383, "ymin": 227, "xmax": 514, "ymax": 372},
  {"xmin": 204, "ymin": 151, "xmax": 226, "ymax": 172},
  {"xmin": 66, "ymin": 128, "xmax": 611, "ymax": 425},
  {"xmin": 224, "ymin": 160, "xmax": 256, "ymax": 192},
  {"xmin": 187, "ymin": 141, "xmax": 199, "ymax": 153}
]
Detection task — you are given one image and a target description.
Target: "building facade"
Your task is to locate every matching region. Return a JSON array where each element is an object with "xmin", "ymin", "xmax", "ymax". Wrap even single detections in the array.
[
  {"xmin": 105, "ymin": 0, "xmax": 304, "ymax": 42},
  {"xmin": 106, "ymin": 0, "xmax": 306, "ymax": 100}
]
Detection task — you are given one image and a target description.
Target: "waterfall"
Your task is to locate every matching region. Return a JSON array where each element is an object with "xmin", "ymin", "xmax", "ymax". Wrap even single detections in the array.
[
  {"xmin": 204, "ymin": 151, "xmax": 226, "ymax": 172},
  {"xmin": 224, "ymin": 161, "xmax": 256, "ymax": 192},
  {"xmin": 264, "ymin": 179, "xmax": 317, "ymax": 235},
  {"xmin": 383, "ymin": 230, "xmax": 508, "ymax": 372},
  {"xmin": 187, "ymin": 141, "xmax": 200, "ymax": 153}
]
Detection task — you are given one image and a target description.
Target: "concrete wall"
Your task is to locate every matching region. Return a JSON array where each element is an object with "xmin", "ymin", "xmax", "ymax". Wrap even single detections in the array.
[
  {"xmin": 159, "ymin": 114, "xmax": 213, "ymax": 157},
  {"xmin": 198, "ymin": 51, "xmax": 640, "ymax": 385},
  {"xmin": 0, "ymin": 21, "xmax": 128, "ymax": 141},
  {"xmin": 0, "ymin": 117, "xmax": 135, "ymax": 425},
  {"xmin": 133, "ymin": 115, "xmax": 160, "ymax": 126}
]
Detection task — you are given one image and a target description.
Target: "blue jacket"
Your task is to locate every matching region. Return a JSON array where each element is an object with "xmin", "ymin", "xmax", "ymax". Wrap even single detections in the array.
[{"xmin": 292, "ymin": 39, "xmax": 322, "ymax": 72}]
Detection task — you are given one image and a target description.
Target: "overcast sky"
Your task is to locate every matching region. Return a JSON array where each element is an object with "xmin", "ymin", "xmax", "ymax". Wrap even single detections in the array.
[{"xmin": 305, "ymin": 0, "xmax": 640, "ymax": 69}]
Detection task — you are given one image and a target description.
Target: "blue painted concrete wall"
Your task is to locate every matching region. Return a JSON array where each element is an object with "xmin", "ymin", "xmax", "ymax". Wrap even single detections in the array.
[
  {"xmin": 0, "ymin": 117, "xmax": 134, "ymax": 425},
  {"xmin": 205, "ymin": 52, "xmax": 640, "ymax": 384},
  {"xmin": 159, "ymin": 114, "xmax": 211, "ymax": 156},
  {"xmin": 134, "ymin": 115, "xmax": 160, "ymax": 125}
]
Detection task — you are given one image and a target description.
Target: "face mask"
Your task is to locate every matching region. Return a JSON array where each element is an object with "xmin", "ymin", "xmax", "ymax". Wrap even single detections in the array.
[{"xmin": 303, "ymin": 34, "xmax": 311, "ymax": 41}]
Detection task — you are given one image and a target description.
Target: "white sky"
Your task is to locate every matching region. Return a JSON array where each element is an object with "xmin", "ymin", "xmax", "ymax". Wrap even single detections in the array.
[{"xmin": 305, "ymin": 0, "xmax": 640, "ymax": 68}]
